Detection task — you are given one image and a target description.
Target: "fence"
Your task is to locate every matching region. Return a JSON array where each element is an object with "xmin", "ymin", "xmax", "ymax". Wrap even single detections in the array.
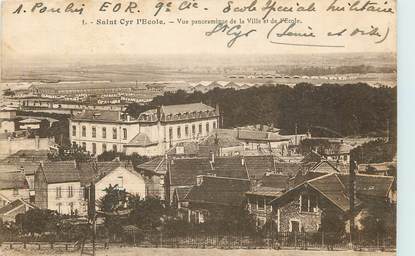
[
  {"xmin": 128, "ymin": 231, "xmax": 395, "ymax": 251},
  {"xmin": 1, "ymin": 231, "xmax": 395, "ymax": 251}
]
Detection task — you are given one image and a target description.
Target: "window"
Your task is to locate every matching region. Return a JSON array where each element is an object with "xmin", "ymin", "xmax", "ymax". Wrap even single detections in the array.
[
  {"xmin": 72, "ymin": 125, "xmax": 76, "ymax": 136},
  {"xmin": 112, "ymin": 127, "xmax": 117, "ymax": 139},
  {"xmin": 213, "ymin": 121, "xmax": 217, "ymax": 129},
  {"xmin": 117, "ymin": 176, "xmax": 124, "ymax": 188},
  {"xmin": 123, "ymin": 128, "xmax": 127, "ymax": 140},
  {"xmin": 257, "ymin": 198, "xmax": 265, "ymax": 210},
  {"xmin": 102, "ymin": 143, "xmax": 107, "ymax": 152},
  {"xmin": 177, "ymin": 127, "xmax": 181, "ymax": 138},
  {"xmin": 192, "ymin": 125, "xmax": 196, "ymax": 135},
  {"xmin": 206, "ymin": 123, "xmax": 210, "ymax": 133},
  {"xmin": 112, "ymin": 144, "xmax": 117, "ymax": 152},
  {"xmin": 56, "ymin": 187, "xmax": 62, "ymax": 199},
  {"xmin": 169, "ymin": 127, "xmax": 173, "ymax": 141},
  {"xmin": 300, "ymin": 194, "xmax": 318, "ymax": 213},
  {"xmin": 92, "ymin": 126, "xmax": 96, "ymax": 138},
  {"xmin": 82, "ymin": 126, "xmax": 86, "ymax": 137},
  {"xmin": 185, "ymin": 125, "xmax": 189, "ymax": 137},
  {"xmin": 68, "ymin": 186, "xmax": 73, "ymax": 198},
  {"xmin": 57, "ymin": 203, "xmax": 62, "ymax": 214},
  {"xmin": 82, "ymin": 142, "xmax": 86, "ymax": 150},
  {"xmin": 102, "ymin": 127, "xmax": 107, "ymax": 138},
  {"xmin": 290, "ymin": 220, "xmax": 300, "ymax": 232},
  {"xmin": 92, "ymin": 143, "xmax": 96, "ymax": 155},
  {"xmin": 199, "ymin": 124, "xmax": 202, "ymax": 134}
]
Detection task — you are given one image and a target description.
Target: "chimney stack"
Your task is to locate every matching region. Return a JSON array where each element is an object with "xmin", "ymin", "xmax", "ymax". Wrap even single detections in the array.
[
  {"xmin": 241, "ymin": 157, "xmax": 245, "ymax": 166},
  {"xmin": 196, "ymin": 175, "xmax": 204, "ymax": 186}
]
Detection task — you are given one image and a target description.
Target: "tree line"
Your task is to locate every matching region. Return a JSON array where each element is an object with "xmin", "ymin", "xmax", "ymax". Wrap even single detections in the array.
[{"xmin": 127, "ymin": 83, "xmax": 396, "ymax": 140}]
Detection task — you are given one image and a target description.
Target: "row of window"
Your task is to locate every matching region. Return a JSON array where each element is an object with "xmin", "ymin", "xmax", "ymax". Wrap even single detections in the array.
[
  {"xmin": 249, "ymin": 194, "xmax": 318, "ymax": 213},
  {"xmin": 55, "ymin": 186, "xmax": 76, "ymax": 199},
  {"xmin": 56, "ymin": 202, "xmax": 76, "ymax": 215},
  {"xmin": 168, "ymin": 121, "xmax": 216, "ymax": 140},
  {"xmin": 72, "ymin": 125, "xmax": 128, "ymax": 140},
  {"xmin": 77, "ymin": 141, "xmax": 119, "ymax": 154}
]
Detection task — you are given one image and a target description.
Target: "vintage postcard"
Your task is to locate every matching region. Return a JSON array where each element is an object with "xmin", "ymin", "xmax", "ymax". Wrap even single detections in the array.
[{"xmin": 0, "ymin": 0, "xmax": 397, "ymax": 255}]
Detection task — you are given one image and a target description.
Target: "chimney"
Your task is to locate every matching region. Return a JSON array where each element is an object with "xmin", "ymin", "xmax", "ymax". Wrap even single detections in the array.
[
  {"xmin": 241, "ymin": 157, "xmax": 245, "ymax": 166},
  {"xmin": 196, "ymin": 175, "xmax": 204, "ymax": 186}
]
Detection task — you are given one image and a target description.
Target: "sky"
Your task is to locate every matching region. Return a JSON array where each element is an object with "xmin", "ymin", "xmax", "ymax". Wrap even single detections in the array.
[{"xmin": 0, "ymin": 0, "xmax": 396, "ymax": 66}]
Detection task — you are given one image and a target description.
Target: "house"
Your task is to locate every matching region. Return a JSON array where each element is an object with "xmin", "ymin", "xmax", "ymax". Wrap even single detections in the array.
[
  {"xmin": 358, "ymin": 161, "xmax": 396, "ymax": 176},
  {"xmin": 78, "ymin": 161, "xmax": 146, "ymax": 206},
  {"xmin": 246, "ymin": 186, "xmax": 284, "ymax": 227},
  {"xmin": 184, "ymin": 176, "xmax": 250, "ymax": 224},
  {"xmin": 0, "ymin": 170, "xmax": 30, "ymax": 207},
  {"xmin": 34, "ymin": 161, "xmax": 83, "ymax": 215},
  {"xmin": 0, "ymin": 107, "xmax": 17, "ymax": 134},
  {"xmin": 172, "ymin": 186, "xmax": 192, "ymax": 220},
  {"xmin": 165, "ymin": 155, "xmax": 249, "ymax": 204},
  {"xmin": 269, "ymin": 173, "xmax": 395, "ymax": 233},
  {"xmin": 136, "ymin": 156, "xmax": 167, "ymax": 199},
  {"xmin": 69, "ymin": 103, "xmax": 219, "ymax": 156},
  {"xmin": 0, "ymin": 198, "xmax": 36, "ymax": 222},
  {"xmin": 0, "ymin": 163, "xmax": 39, "ymax": 202}
]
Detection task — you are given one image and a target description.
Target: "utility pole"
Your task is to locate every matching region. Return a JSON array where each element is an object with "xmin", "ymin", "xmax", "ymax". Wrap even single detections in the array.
[
  {"xmin": 88, "ymin": 182, "xmax": 96, "ymax": 256},
  {"xmin": 349, "ymin": 159, "xmax": 357, "ymax": 247}
]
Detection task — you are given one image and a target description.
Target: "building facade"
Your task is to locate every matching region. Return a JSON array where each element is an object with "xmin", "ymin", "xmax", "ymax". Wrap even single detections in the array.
[{"xmin": 69, "ymin": 103, "xmax": 219, "ymax": 156}]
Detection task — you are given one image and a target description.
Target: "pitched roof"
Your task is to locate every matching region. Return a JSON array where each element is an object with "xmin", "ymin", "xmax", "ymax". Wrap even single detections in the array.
[
  {"xmin": 126, "ymin": 133, "xmax": 157, "ymax": 147},
  {"xmin": 167, "ymin": 142, "xmax": 199, "ymax": 156},
  {"xmin": 237, "ymin": 130, "xmax": 287, "ymax": 142},
  {"xmin": 244, "ymin": 155, "xmax": 274, "ymax": 179},
  {"xmin": 0, "ymin": 172, "xmax": 29, "ymax": 190},
  {"xmin": 338, "ymin": 174, "xmax": 395, "ymax": 198},
  {"xmin": 200, "ymin": 133, "xmax": 243, "ymax": 148},
  {"xmin": 301, "ymin": 151, "xmax": 323, "ymax": 164},
  {"xmin": 0, "ymin": 199, "xmax": 36, "ymax": 215},
  {"xmin": 174, "ymin": 186, "xmax": 192, "ymax": 202},
  {"xmin": 272, "ymin": 173, "xmax": 394, "ymax": 213},
  {"xmin": 71, "ymin": 110, "xmax": 122, "ymax": 122},
  {"xmin": 161, "ymin": 103, "xmax": 215, "ymax": 116},
  {"xmin": 0, "ymin": 163, "xmax": 40, "ymax": 176},
  {"xmin": 168, "ymin": 156, "xmax": 248, "ymax": 187},
  {"xmin": 260, "ymin": 173, "xmax": 290, "ymax": 189},
  {"xmin": 309, "ymin": 160, "xmax": 340, "ymax": 173},
  {"xmin": 40, "ymin": 161, "xmax": 80, "ymax": 184},
  {"xmin": 78, "ymin": 161, "xmax": 132, "ymax": 185},
  {"xmin": 185, "ymin": 176, "xmax": 250, "ymax": 206},
  {"xmin": 246, "ymin": 186, "xmax": 284, "ymax": 198},
  {"xmin": 136, "ymin": 157, "xmax": 167, "ymax": 174}
]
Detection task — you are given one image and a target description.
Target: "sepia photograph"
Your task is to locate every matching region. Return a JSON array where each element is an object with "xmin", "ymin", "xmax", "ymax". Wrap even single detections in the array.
[{"xmin": 0, "ymin": 0, "xmax": 397, "ymax": 255}]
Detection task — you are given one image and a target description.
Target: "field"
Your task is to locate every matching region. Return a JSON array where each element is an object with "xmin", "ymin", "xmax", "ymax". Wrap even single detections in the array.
[{"xmin": 0, "ymin": 247, "xmax": 396, "ymax": 256}]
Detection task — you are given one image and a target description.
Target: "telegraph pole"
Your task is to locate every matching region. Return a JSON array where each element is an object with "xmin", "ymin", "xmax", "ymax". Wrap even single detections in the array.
[
  {"xmin": 88, "ymin": 182, "xmax": 96, "ymax": 256},
  {"xmin": 349, "ymin": 159, "xmax": 357, "ymax": 247}
]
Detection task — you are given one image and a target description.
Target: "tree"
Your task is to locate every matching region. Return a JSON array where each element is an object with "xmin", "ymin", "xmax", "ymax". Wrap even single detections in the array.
[
  {"xmin": 17, "ymin": 209, "xmax": 60, "ymax": 236},
  {"xmin": 98, "ymin": 184, "xmax": 129, "ymax": 213},
  {"xmin": 350, "ymin": 139, "xmax": 396, "ymax": 164},
  {"xmin": 128, "ymin": 196, "xmax": 167, "ymax": 230},
  {"xmin": 48, "ymin": 144, "xmax": 92, "ymax": 162}
]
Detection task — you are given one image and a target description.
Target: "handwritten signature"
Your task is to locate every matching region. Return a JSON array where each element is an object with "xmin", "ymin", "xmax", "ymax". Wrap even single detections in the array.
[
  {"xmin": 205, "ymin": 23, "xmax": 257, "ymax": 48},
  {"xmin": 205, "ymin": 20, "xmax": 390, "ymax": 49}
]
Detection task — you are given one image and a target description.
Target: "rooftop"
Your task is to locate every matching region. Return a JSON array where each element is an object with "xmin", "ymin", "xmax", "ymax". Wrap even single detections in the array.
[
  {"xmin": 39, "ymin": 161, "xmax": 80, "ymax": 184},
  {"xmin": 0, "ymin": 172, "xmax": 29, "ymax": 190},
  {"xmin": 185, "ymin": 176, "xmax": 250, "ymax": 206}
]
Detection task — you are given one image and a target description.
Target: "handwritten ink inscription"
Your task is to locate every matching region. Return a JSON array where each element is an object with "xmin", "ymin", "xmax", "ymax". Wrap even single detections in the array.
[{"xmin": 8, "ymin": 0, "xmax": 395, "ymax": 49}]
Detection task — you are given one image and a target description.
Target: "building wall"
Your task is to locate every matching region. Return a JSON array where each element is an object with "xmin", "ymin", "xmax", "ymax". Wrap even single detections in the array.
[
  {"xmin": 70, "ymin": 116, "xmax": 218, "ymax": 157},
  {"xmin": 0, "ymin": 120, "xmax": 15, "ymax": 134},
  {"xmin": 276, "ymin": 198, "xmax": 322, "ymax": 232},
  {"xmin": 69, "ymin": 120, "xmax": 140, "ymax": 155},
  {"xmin": 0, "ymin": 137, "xmax": 53, "ymax": 159},
  {"xmin": 247, "ymin": 195, "xmax": 274, "ymax": 227},
  {"xmin": 0, "ymin": 188, "xmax": 30, "ymax": 205},
  {"xmin": 95, "ymin": 167, "xmax": 146, "ymax": 202},
  {"xmin": 47, "ymin": 182, "xmax": 83, "ymax": 215}
]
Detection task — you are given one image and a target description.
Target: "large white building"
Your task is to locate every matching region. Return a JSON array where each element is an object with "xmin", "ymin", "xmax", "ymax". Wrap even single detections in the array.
[{"xmin": 69, "ymin": 103, "xmax": 220, "ymax": 156}]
